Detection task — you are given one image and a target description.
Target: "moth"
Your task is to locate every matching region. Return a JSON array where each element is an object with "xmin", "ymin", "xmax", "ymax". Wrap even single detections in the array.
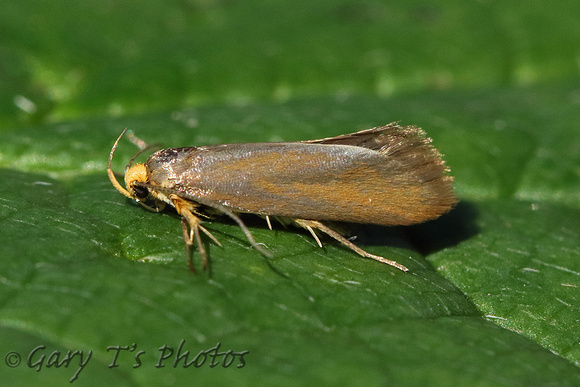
[{"xmin": 107, "ymin": 123, "xmax": 457, "ymax": 272}]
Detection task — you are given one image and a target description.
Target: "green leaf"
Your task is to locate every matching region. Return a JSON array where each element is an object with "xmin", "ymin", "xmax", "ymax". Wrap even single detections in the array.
[{"xmin": 1, "ymin": 1, "xmax": 579, "ymax": 385}]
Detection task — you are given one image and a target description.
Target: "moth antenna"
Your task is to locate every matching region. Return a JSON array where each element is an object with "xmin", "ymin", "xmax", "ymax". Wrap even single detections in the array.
[
  {"xmin": 127, "ymin": 131, "xmax": 150, "ymax": 151},
  {"xmin": 126, "ymin": 132, "xmax": 162, "ymax": 170},
  {"xmin": 108, "ymin": 128, "xmax": 134, "ymax": 199}
]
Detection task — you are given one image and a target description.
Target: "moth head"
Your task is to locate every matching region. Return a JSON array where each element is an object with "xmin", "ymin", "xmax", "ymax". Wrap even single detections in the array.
[
  {"xmin": 123, "ymin": 163, "xmax": 150, "ymax": 200},
  {"xmin": 108, "ymin": 128, "xmax": 152, "ymax": 203}
]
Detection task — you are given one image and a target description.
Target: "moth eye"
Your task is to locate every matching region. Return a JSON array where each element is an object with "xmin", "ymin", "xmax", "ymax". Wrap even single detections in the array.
[{"xmin": 132, "ymin": 185, "xmax": 149, "ymax": 200}]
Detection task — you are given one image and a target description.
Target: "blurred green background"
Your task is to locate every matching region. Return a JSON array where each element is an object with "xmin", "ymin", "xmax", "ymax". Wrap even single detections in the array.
[{"xmin": 1, "ymin": 1, "xmax": 579, "ymax": 385}]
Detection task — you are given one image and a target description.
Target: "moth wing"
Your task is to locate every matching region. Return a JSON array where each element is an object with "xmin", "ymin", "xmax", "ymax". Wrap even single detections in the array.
[
  {"xmin": 304, "ymin": 122, "xmax": 423, "ymax": 151},
  {"xmin": 148, "ymin": 124, "xmax": 457, "ymax": 226},
  {"xmin": 301, "ymin": 123, "xmax": 457, "ymax": 224},
  {"xmin": 309, "ymin": 123, "xmax": 454, "ymax": 190}
]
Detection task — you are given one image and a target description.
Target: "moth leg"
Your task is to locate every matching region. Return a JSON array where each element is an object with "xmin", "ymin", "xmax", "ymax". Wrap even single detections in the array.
[
  {"xmin": 180, "ymin": 217, "xmax": 203, "ymax": 272},
  {"xmin": 302, "ymin": 223, "xmax": 323, "ymax": 248},
  {"xmin": 294, "ymin": 219, "xmax": 409, "ymax": 272},
  {"xmin": 212, "ymin": 206, "xmax": 272, "ymax": 258},
  {"xmin": 199, "ymin": 225, "xmax": 222, "ymax": 247},
  {"xmin": 137, "ymin": 199, "xmax": 166, "ymax": 213},
  {"xmin": 265, "ymin": 215, "xmax": 273, "ymax": 231},
  {"xmin": 171, "ymin": 194, "xmax": 221, "ymax": 272}
]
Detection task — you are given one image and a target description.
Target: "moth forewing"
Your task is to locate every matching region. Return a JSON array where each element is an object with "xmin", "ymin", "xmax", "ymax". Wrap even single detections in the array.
[{"xmin": 108, "ymin": 123, "xmax": 457, "ymax": 273}]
